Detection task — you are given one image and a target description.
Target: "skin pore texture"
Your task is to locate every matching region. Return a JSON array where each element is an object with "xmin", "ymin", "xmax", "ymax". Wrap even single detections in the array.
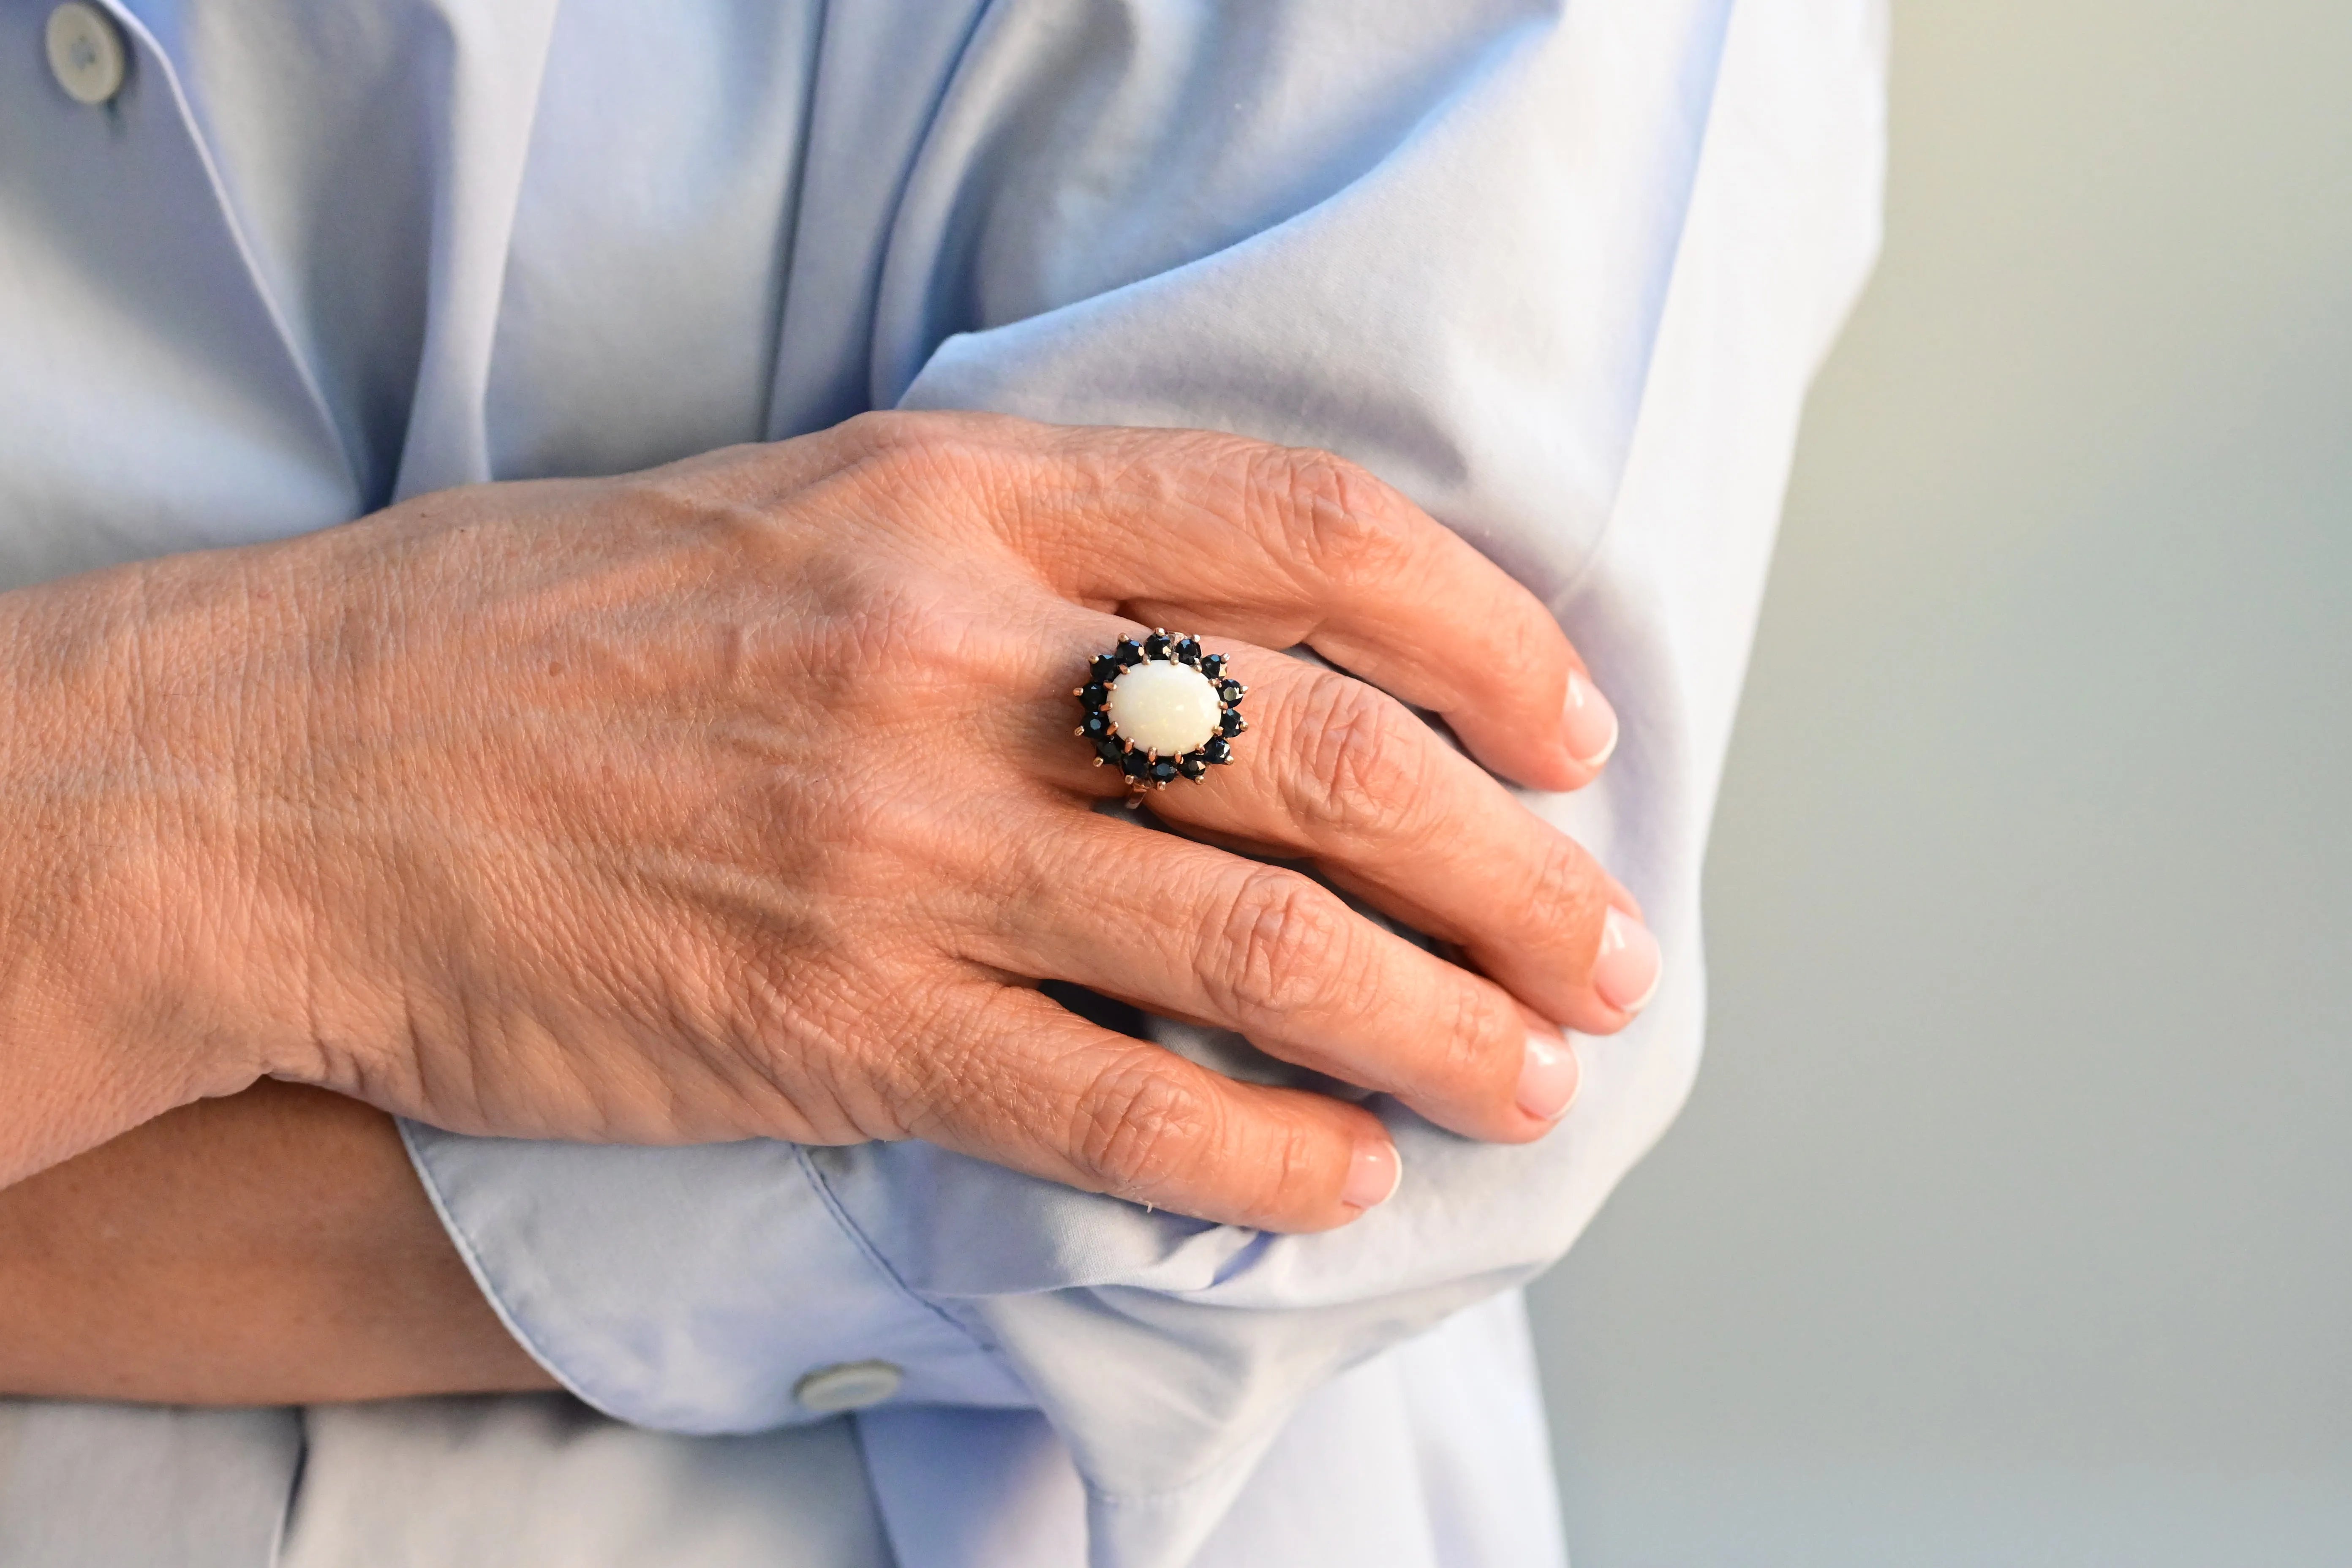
[{"xmin": 0, "ymin": 413, "xmax": 1652, "ymax": 1402}]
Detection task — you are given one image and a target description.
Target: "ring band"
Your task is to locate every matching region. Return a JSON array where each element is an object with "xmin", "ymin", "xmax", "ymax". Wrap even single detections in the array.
[{"xmin": 1073, "ymin": 629, "xmax": 1247, "ymax": 794}]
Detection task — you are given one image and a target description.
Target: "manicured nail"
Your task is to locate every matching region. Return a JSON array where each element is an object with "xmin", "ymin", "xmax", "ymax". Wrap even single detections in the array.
[
  {"xmin": 1563, "ymin": 670, "xmax": 1620, "ymax": 770},
  {"xmin": 1593, "ymin": 907, "xmax": 1662, "ymax": 1013},
  {"xmin": 1341, "ymin": 1137, "xmax": 1403, "ymax": 1211},
  {"xmin": 1515, "ymin": 1030, "xmax": 1582, "ymax": 1122}
]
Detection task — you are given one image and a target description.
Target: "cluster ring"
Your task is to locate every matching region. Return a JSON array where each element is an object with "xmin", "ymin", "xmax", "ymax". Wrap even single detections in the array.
[{"xmin": 1072, "ymin": 629, "xmax": 1248, "ymax": 797}]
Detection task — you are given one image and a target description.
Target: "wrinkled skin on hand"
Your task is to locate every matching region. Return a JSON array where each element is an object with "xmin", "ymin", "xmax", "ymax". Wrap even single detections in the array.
[{"xmin": 0, "ymin": 413, "xmax": 1638, "ymax": 1230}]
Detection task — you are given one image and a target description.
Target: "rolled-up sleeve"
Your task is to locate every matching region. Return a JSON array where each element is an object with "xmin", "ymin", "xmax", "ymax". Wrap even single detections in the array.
[{"xmin": 402, "ymin": 0, "xmax": 1886, "ymax": 1560}]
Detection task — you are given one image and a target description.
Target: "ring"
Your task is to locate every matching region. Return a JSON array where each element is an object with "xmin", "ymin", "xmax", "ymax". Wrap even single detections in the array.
[{"xmin": 1073, "ymin": 629, "xmax": 1248, "ymax": 795}]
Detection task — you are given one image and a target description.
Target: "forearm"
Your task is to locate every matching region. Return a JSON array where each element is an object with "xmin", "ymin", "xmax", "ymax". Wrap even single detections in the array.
[
  {"xmin": 0, "ymin": 503, "xmax": 536, "ymax": 1405},
  {"xmin": 0, "ymin": 1080, "xmax": 553, "ymax": 1405}
]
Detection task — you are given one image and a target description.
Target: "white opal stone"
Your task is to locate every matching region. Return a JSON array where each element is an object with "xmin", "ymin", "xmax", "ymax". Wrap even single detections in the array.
[{"xmin": 1106, "ymin": 660, "xmax": 1222, "ymax": 755}]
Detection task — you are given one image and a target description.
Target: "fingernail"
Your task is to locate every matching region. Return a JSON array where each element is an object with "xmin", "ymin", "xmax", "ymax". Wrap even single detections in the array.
[
  {"xmin": 1593, "ymin": 907, "xmax": 1663, "ymax": 1014},
  {"xmin": 1515, "ymin": 1030, "xmax": 1582, "ymax": 1122},
  {"xmin": 1563, "ymin": 670, "xmax": 1620, "ymax": 770},
  {"xmin": 1342, "ymin": 1137, "xmax": 1403, "ymax": 1211}
]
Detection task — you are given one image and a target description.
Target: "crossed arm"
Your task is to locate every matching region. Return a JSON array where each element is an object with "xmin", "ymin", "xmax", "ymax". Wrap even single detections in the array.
[
  {"xmin": 0, "ymin": 416, "xmax": 1648, "ymax": 1406},
  {"xmin": 0, "ymin": 1081, "xmax": 550, "ymax": 1405},
  {"xmin": 0, "ymin": 0, "xmax": 1878, "ymax": 1461}
]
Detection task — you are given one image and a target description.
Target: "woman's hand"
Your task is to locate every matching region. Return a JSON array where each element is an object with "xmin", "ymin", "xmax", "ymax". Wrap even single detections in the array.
[{"xmin": 0, "ymin": 413, "xmax": 1653, "ymax": 1230}]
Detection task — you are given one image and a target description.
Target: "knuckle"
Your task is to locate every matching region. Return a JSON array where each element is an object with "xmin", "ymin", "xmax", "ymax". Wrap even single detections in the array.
[
  {"xmin": 1237, "ymin": 1111, "xmax": 1332, "ymax": 1224},
  {"xmin": 1426, "ymin": 976, "xmax": 1518, "ymax": 1099},
  {"xmin": 858, "ymin": 583, "xmax": 988, "ymax": 674},
  {"xmin": 891, "ymin": 998, "xmax": 1002, "ymax": 1130},
  {"xmin": 830, "ymin": 408, "xmax": 987, "ymax": 463},
  {"xmin": 795, "ymin": 564, "xmax": 1001, "ymax": 706},
  {"xmin": 824, "ymin": 409, "xmax": 908, "ymax": 461},
  {"xmin": 850, "ymin": 431, "xmax": 981, "ymax": 501},
  {"xmin": 600, "ymin": 468, "xmax": 690, "ymax": 519},
  {"xmin": 703, "ymin": 952, "xmax": 901, "ymax": 1141},
  {"xmin": 855, "ymin": 427, "xmax": 1070, "ymax": 567},
  {"xmin": 1488, "ymin": 605, "xmax": 1571, "ymax": 698},
  {"xmin": 1070, "ymin": 1047, "xmax": 1217, "ymax": 1197},
  {"xmin": 1250, "ymin": 446, "xmax": 1415, "ymax": 585},
  {"xmin": 1207, "ymin": 866, "xmax": 1357, "ymax": 1030},
  {"xmin": 1521, "ymin": 831, "xmax": 1612, "ymax": 958},
  {"xmin": 981, "ymin": 814, "xmax": 1071, "ymax": 915},
  {"xmin": 883, "ymin": 984, "xmax": 1067, "ymax": 1152},
  {"xmin": 834, "ymin": 413, "xmax": 1021, "ymax": 521},
  {"xmin": 1294, "ymin": 677, "xmax": 1441, "ymax": 838}
]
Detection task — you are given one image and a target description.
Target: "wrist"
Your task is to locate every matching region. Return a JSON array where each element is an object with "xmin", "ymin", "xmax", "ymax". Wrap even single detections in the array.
[{"xmin": 0, "ymin": 558, "xmax": 272, "ymax": 1186}]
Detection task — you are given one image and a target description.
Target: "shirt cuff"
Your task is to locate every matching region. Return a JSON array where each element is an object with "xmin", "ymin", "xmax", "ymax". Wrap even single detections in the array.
[{"xmin": 400, "ymin": 1124, "xmax": 1034, "ymax": 1434}]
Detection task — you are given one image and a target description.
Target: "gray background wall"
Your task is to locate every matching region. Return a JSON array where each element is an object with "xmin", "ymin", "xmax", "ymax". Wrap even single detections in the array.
[{"xmin": 1525, "ymin": 2, "xmax": 2352, "ymax": 1563}]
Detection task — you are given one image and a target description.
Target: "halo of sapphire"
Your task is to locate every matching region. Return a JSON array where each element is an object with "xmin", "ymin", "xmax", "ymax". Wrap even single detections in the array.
[{"xmin": 1071, "ymin": 628, "xmax": 1246, "ymax": 798}]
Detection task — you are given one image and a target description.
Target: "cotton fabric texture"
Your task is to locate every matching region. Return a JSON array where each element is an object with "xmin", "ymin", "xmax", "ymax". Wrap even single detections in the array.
[{"xmin": 0, "ymin": 0, "xmax": 1886, "ymax": 1562}]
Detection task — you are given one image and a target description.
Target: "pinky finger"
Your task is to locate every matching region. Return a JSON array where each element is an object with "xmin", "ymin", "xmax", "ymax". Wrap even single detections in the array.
[{"xmin": 896, "ymin": 985, "xmax": 1402, "ymax": 1232}]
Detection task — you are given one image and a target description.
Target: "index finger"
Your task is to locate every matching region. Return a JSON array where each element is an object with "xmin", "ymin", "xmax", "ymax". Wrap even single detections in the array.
[{"xmin": 987, "ymin": 422, "xmax": 1618, "ymax": 792}]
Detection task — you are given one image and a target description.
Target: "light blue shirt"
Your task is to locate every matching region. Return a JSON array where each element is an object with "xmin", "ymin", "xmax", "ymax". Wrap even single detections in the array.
[{"xmin": 0, "ymin": 0, "xmax": 1885, "ymax": 1563}]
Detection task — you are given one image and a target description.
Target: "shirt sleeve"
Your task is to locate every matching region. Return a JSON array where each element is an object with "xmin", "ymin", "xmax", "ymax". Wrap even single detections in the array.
[{"xmin": 405, "ymin": 0, "xmax": 1886, "ymax": 1560}]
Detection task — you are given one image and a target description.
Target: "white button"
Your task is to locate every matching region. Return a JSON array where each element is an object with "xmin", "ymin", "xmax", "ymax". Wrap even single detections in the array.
[
  {"xmin": 792, "ymin": 1360, "xmax": 903, "ymax": 1413},
  {"xmin": 46, "ymin": 3, "xmax": 127, "ymax": 106}
]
